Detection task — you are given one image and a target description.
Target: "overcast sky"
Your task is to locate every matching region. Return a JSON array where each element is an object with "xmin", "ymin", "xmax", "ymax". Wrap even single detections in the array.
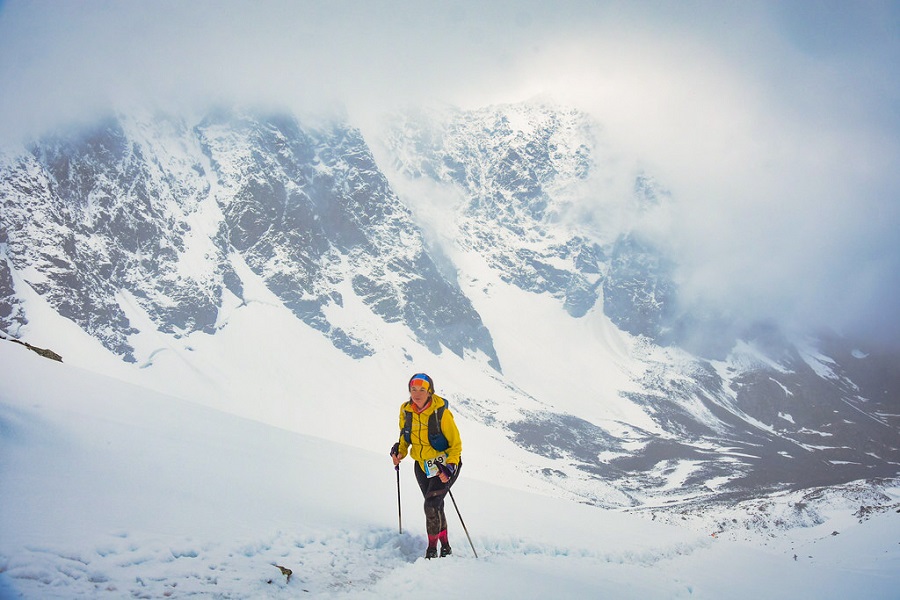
[{"xmin": 1, "ymin": 0, "xmax": 898, "ymax": 348}]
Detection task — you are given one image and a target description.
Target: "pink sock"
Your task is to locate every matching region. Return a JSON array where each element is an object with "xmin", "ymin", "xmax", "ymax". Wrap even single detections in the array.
[
  {"xmin": 438, "ymin": 529, "xmax": 448, "ymax": 545},
  {"xmin": 427, "ymin": 533, "xmax": 440, "ymax": 549}
]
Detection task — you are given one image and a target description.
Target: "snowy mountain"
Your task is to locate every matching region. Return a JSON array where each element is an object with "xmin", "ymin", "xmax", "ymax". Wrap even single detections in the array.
[
  {"xmin": 377, "ymin": 101, "xmax": 900, "ymax": 503},
  {"xmin": 0, "ymin": 108, "xmax": 497, "ymax": 368},
  {"xmin": 1, "ymin": 101, "xmax": 898, "ymax": 517}
]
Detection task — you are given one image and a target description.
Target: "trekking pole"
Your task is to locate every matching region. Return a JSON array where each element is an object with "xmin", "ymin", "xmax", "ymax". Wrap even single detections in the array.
[
  {"xmin": 395, "ymin": 464, "xmax": 402, "ymax": 534},
  {"xmin": 447, "ymin": 489, "xmax": 477, "ymax": 558},
  {"xmin": 390, "ymin": 443, "xmax": 403, "ymax": 534}
]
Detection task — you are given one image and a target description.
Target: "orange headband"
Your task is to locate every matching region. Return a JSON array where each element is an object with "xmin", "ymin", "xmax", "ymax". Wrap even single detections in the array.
[{"xmin": 409, "ymin": 377, "xmax": 430, "ymax": 391}]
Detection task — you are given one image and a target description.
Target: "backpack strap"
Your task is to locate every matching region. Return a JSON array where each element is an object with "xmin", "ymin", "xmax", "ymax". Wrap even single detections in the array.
[{"xmin": 402, "ymin": 406, "xmax": 413, "ymax": 444}]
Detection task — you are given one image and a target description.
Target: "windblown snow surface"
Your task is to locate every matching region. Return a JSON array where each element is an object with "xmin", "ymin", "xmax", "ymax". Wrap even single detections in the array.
[{"xmin": 1, "ymin": 342, "xmax": 898, "ymax": 599}]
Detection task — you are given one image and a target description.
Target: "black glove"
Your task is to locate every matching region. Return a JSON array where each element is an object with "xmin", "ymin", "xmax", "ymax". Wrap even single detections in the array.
[
  {"xmin": 436, "ymin": 462, "xmax": 456, "ymax": 479},
  {"xmin": 390, "ymin": 442, "xmax": 400, "ymax": 457}
]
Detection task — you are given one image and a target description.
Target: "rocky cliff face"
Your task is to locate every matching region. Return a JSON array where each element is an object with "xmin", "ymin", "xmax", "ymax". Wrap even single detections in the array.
[
  {"xmin": 383, "ymin": 103, "xmax": 682, "ymax": 337},
  {"xmin": 0, "ymin": 108, "xmax": 499, "ymax": 367}
]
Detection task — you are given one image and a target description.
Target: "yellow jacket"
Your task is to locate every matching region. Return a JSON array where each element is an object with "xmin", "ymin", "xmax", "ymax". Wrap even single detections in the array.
[{"xmin": 396, "ymin": 394, "xmax": 462, "ymax": 467}]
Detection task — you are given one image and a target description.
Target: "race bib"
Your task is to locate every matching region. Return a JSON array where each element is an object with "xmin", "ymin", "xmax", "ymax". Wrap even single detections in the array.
[{"xmin": 423, "ymin": 453, "xmax": 449, "ymax": 478}]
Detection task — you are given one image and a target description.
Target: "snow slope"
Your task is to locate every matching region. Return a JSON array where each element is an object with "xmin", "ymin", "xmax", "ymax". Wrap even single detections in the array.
[{"xmin": 2, "ymin": 342, "xmax": 898, "ymax": 599}]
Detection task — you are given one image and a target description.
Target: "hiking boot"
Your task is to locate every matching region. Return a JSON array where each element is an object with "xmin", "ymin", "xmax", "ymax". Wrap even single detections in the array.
[
  {"xmin": 425, "ymin": 546, "xmax": 438, "ymax": 559},
  {"xmin": 440, "ymin": 545, "xmax": 452, "ymax": 557}
]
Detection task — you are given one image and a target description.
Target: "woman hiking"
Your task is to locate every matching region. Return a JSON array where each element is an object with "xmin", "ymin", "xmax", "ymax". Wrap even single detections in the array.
[{"xmin": 390, "ymin": 372, "xmax": 462, "ymax": 559}]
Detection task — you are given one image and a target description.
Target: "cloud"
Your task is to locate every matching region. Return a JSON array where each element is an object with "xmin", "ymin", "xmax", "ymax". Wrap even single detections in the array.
[
  {"xmin": 1, "ymin": 0, "xmax": 898, "ymax": 346},
  {"xmin": 519, "ymin": 4, "xmax": 900, "ymax": 348}
]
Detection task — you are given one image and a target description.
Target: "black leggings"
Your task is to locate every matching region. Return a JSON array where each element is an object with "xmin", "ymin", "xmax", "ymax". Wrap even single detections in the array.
[{"xmin": 414, "ymin": 459, "xmax": 462, "ymax": 536}]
